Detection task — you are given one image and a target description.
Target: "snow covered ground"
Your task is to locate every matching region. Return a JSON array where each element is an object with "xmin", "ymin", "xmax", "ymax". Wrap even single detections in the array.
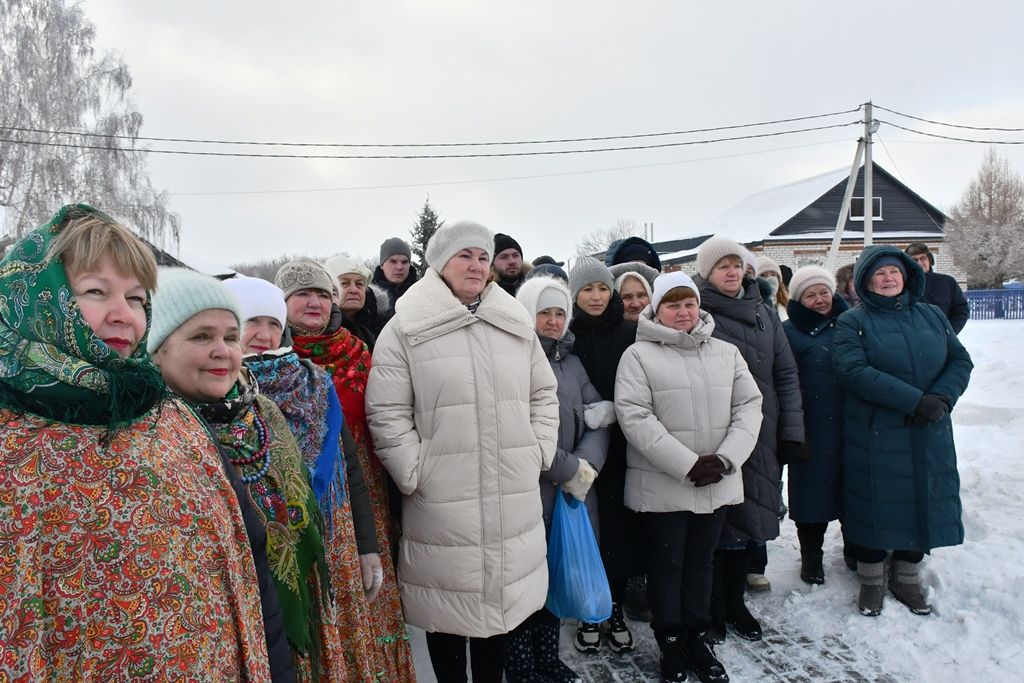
[{"xmin": 408, "ymin": 319, "xmax": 1024, "ymax": 682}]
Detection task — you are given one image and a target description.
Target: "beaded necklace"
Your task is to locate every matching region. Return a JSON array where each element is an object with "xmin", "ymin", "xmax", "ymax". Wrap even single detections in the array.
[{"xmin": 227, "ymin": 402, "xmax": 272, "ymax": 483}]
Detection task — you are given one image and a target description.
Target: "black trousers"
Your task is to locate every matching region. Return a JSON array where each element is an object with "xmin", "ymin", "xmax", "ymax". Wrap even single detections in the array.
[
  {"xmin": 641, "ymin": 508, "xmax": 727, "ymax": 639},
  {"xmin": 424, "ymin": 631, "xmax": 508, "ymax": 683},
  {"xmin": 849, "ymin": 543, "xmax": 924, "ymax": 565}
]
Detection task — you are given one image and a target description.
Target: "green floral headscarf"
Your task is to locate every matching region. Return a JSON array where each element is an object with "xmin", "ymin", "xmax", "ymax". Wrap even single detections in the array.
[{"xmin": 0, "ymin": 204, "xmax": 166, "ymax": 429}]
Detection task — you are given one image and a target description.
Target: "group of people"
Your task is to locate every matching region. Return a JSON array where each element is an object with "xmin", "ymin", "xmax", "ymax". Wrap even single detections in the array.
[{"xmin": 0, "ymin": 205, "xmax": 973, "ymax": 683}]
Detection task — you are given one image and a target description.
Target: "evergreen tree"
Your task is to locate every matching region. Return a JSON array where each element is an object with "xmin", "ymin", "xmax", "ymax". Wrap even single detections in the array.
[
  {"xmin": 410, "ymin": 198, "xmax": 444, "ymax": 275},
  {"xmin": 0, "ymin": 0, "xmax": 179, "ymax": 247}
]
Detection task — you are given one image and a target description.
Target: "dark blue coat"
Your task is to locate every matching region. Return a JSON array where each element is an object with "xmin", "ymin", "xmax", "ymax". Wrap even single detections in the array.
[
  {"xmin": 833, "ymin": 246, "xmax": 973, "ymax": 553},
  {"xmin": 784, "ymin": 294, "xmax": 849, "ymax": 524}
]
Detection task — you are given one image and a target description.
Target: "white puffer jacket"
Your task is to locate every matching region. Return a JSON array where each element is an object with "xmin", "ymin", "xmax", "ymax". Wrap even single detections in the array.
[
  {"xmin": 615, "ymin": 307, "xmax": 763, "ymax": 513},
  {"xmin": 365, "ymin": 268, "xmax": 559, "ymax": 637}
]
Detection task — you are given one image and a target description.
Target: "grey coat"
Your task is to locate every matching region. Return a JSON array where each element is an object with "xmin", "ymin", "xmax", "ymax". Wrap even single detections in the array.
[
  {"xmin": 538, "ymin": 332, "xmax": 608, "ymax": 536},
  {"xmin": 694, "ymin": 276, "xmax": 805, "ymax": 544}
]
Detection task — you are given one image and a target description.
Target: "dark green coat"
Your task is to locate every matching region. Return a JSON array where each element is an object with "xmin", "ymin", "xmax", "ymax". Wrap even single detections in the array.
[{"xmin": 833, "ymin": 246, "xmax": 973, "ymax": 552}]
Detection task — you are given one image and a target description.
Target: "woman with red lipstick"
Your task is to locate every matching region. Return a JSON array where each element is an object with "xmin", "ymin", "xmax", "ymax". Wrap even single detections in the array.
[
  {"xmin": 0, "ymin": 205, "xmax": 277, "ymax": 681},
  {"xmin": 227, "ymin": 274, "xmax": 415, "ymax": 682},
  {"xmin": 566, "ymin": 256, "xmax": 641, "ymax": 656},
  {"xmin": 150, "ymin": 268, "xmax": 341, "ymax": 681}
]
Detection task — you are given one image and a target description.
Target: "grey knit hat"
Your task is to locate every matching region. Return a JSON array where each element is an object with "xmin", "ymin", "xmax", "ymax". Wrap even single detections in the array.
[
  {"xmin": 755, "ymin": 255, "xmax": 783, "ymax": 279},
  {"xmin": 149, "ymin": 268, "xmax": 243, "ymax": 353},
  {"xmin": 569, "ymin": 256, "xmax": 615, "ymax": 302},
  {"xmin": 379, "ymin": 237, "xmax": 412, "ymax": 265},
  {"xmin": 275, "ymin": 257, "xmax": 335, "ymax": 299},
  {"xmin": 424, "ymin": 220, "xmax": 494, "ymax": 272},
  {"xmin": 789, "ymin": 265, "xmax": 836, "ymax": 302},
  {"xmin": 696, "ymin": 237, "xmax": 748, "ymax": 279}
]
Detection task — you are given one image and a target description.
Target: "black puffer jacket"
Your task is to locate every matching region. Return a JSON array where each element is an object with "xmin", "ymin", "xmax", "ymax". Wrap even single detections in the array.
[
  {"xmin": 371, "ymin": 266, "xmax": 419, "ymax": 326},
  {"xmin": 569, "ymin": 292, "xmax": 642, "ymax": 580},
  {"xmin": 923, "ymin": 270, "xmax": 969, "ymax": 333},
  {"xmin": 694, "ymin": 276, "xmax": 805, "ymax": 544}
]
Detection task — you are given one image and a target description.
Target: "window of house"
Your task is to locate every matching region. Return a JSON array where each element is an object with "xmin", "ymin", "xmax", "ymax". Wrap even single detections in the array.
[{"xmin": 850, "ymin": 197, "xmax": 883, "ymax": 221}]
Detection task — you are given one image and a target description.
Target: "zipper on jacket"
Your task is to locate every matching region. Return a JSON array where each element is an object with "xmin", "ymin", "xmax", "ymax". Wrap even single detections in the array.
[{"xmin": 755, "ymin": 310, "xmax": 766, "ymax": 331}]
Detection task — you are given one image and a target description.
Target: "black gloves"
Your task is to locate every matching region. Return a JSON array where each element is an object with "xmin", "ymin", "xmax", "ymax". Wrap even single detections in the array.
[
  {"xmin": 778, "ymin": 441, "xmax": 811, "ymax": 465},
  {"xmin": 688, "ymin": 455, "xmax": 726, "ymax": 487},
  {"xmin": 910, "ymin": 393, "xmax": 951, "ymax": 425}
]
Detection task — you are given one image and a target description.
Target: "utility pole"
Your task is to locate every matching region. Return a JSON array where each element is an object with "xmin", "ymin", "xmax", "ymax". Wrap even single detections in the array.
[
  {"xmin": 863, "ymin": 101, "xmax": 878, "ymax": 247},
  {"xmin": 826, "ymin": 137, "xmax": 866, "ymax": 270}
]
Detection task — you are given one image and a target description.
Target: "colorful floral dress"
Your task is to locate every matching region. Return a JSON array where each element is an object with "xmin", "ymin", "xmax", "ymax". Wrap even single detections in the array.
[
  {"xmin": 198, "ymin": 384, "xmax": 339, "ymax": 683},
  {"xmin": 270, "ymin": 330, "xmax": 415, "ymax": 682},
  {"xmin": 0, "ymin": 204, "xmax": 270, "ymax": 681}
]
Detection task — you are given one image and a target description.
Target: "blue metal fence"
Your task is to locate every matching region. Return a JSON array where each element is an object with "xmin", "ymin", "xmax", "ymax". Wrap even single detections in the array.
[{"xmin": 965, "ymin": 289, "xmax": 1024, "ymax": 320}]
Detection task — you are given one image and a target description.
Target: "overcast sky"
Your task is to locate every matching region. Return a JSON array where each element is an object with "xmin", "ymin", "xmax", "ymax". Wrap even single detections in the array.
[{"xmin": 85, "ymin": 0, "xmax": 1024, "ymax": 267}]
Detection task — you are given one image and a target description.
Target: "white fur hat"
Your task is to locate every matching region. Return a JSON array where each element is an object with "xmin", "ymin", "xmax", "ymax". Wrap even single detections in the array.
[
  {"xmin": 323, "ymin": 254, "xmax": 371, "ymax": 282},
  {"xmin": 652, "ymin": 271, "xmax": 701, "ymax": 312},
  {"xmin": 696, "ymin": 237, "xmax": 748, "ymax": 279},
  {"xmin": 425, "ymin": 220, "xmax": 494, "ymax": 272},
  {"xmin": 789, "ymin": 265, "xmax": 836, "ymax": 302}
]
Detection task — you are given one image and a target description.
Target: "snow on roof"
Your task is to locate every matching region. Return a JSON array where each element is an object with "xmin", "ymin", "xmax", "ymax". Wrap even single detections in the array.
[
  {"xmin": 175, "ymin": 249, "xmax": 237, "ymax": 278},
  {"xmin": 705, "ymin": 166, "xmax": 852, "ymax": 244}
]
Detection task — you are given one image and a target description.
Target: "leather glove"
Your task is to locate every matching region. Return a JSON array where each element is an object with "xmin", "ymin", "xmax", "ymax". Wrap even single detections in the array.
[
  {"xmin": 688, "ymin": 454, "xmax": 726, "ymax": 486},
  {"xmin": 583, "ymin": 401, "xmax": 617, "ymax": 430},
  {"xmin": 911, "ymin": 393, "xmax": 950, "ymax": 425},
  {"xmin": 778, "ymin": 441, "xmax": 811, "ymax": 465},
  {"xmin": 359, "ymin": 553, "xmax": 384, "ymax": 603},
  {"xmin": 562, "ymin": 459, "xmax": 598, "ymax": 502}
]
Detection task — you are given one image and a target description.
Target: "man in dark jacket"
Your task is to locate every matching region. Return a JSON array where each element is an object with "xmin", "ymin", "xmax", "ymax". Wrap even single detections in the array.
[
  {"xmin": 493, "ymin": 232, "xmax": 528, "ymax": 295},
  {"xmin": 371, "ymin": 237, "xmax": 418, "ymax": 325},
  {"xmin": 904, "ymin": 242, "xmax": 969, "ymax": 333}
]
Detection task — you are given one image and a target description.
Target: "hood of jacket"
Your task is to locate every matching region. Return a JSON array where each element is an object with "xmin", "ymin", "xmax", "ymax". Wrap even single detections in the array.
[
  {"xmin": 604, "ymin": 236, "xmax": 662, "ymax": 271},
  {"xmin": 394, "ymin": 268, "xmax": 536, "ymax": 344},
  {"xmin": 609, "ymin": 261, "xmax": 659, "ymax": 290},
  {"xmin": 635, "ymin": 307, "xmax": 715, "ymax": 350},
  {"xmin": 516, "ymin": 274, "xmax": 573, "ymax": 336},
  {"xmin": 853, "ymin": 245, "xmax": 926, "ymax": 313}
]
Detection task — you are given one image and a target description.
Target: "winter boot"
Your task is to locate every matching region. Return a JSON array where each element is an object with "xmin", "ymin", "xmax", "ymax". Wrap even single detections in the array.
[
  {"xmin": 600, "ymin": 602, "xmax": 635, "ymax": 653},
  {"xmin": 683, "ymin": 630, "xmax": 729, "ymax": 683},
  {"xmin": 656, "ymin": 630, "xmax": 689, "ymax": 683},
  {"xmin": 535, "ymin": 620, "xmax": 582, "ymax": 683},
  {"xmin": 745, "ymin": 573, "xmax": 771, "ymax": 592},
  {"xmin": 800, "ymin": 552, "xmax": 825, "ymax": 585},
  {"xmin": 725, "ymin": 553, "xmax": 762, "ymax": 641},
  {"xmin": 707, "ymin": 558, "xmax": 727, "ymax": 644},
  {"xmin": 574, "ymin": 621, "xmax": 601, "ymax": 654},
  {"xmin": 624, "ymin": 575, "xmax": 653, "ymax": 622},
  {"xmin": 857, "ymin": 561, "xmax": 885, "ymax": 616},
  {"xmin": 889, "ymin": 559, "xmax": 932, "ymax": 615}
]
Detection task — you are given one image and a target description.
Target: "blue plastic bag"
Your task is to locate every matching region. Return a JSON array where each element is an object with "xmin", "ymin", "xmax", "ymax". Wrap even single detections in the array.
[{"xmin": 545, "ymin": 491, "xmax": 613, "ymax": 623}]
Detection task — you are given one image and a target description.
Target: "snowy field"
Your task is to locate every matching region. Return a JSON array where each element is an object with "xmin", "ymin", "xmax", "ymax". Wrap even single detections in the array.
[{"xmin": 408, "ymin": 319, "xmax": 1024, "ymax": 682}]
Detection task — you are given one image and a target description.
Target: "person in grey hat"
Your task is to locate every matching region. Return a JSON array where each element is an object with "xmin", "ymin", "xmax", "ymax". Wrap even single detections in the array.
[
  {"xmin": 566, "ymin": 256, "xmax": 642, "ymax": 655},
  {"xmin": 366, "ymin": 220, "xmax": 559, "ymax": 682},
  {"xmin": 904, "ymin": 242, "xmax": 969, "ymax": 333},
  {"xmin": 372, "ymin": 237, "xmax": 419, "ymax": 325}
]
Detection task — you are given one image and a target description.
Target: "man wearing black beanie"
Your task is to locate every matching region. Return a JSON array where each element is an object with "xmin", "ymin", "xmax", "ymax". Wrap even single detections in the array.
[
  {"xmin": 493, "ymin": 232, "xmax": 529, "ymax": 296},
  {"xmin": 904, "ymin": 242, "xmax": 969, "ymax": 333}
]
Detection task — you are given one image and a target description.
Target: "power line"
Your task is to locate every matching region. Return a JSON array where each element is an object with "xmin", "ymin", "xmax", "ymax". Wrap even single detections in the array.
[
  {"xmin": 0, "ymin": 121, "xmax": 861, "ymax": 159},
  {"xmin": 0, "ymin": 106, "xmax": 863, "ymax": 148},
  {"xmin": 875, "ymin": 104, "xmax": 1024, "ymax": 132},
  {"xmin": 878, "ymin": 120, "xmax": 1024, "ymax": 144},
  {"xmin": 171, "ymin": 137, "xmax": 852, "ymax": 197}
]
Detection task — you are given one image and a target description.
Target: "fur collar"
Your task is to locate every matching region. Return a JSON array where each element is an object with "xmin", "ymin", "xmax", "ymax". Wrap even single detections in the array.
[{"xmin": 394, "ymin": 268, "xmax": 536, "ymax": 344}]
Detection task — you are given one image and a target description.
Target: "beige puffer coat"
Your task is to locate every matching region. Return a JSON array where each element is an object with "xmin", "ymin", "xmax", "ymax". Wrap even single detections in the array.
[
  {"xmin": 615, "ymin": 307, "xmax": 763, "ymax": 513},
  {"xmin": 365, "ymin": 268, "xmax": 559, "ymax": 637}
]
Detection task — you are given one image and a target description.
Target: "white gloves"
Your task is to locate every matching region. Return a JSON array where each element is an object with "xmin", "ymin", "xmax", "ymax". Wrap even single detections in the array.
[
  {"xmin": 584, "ymin": 400, "xmax": 617, "ymax": 430},
  {"xmin": 562, "ymin": 459, "xmax": 598, "ymax": 501},
  {"xmin": 359, "ymin": 553, "xmax": 384, "ymax": 603}
]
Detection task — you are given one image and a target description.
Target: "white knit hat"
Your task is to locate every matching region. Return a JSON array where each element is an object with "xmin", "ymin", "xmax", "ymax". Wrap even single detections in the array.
[
  {"xmin": 323, "ymin": 254, "xmax": 371, "ymax": 283},
  {"xmin": 149, "ymin": 268, "xmax": 243, "ymax": 352},
  {"xmin": 424, "ymin": 220, "xmax": 494, "ymax": 272},
  {"xmin": 516, "ymin": 275, "xmax": 573, "ymax": 336},
  {"xmin": 614, "ymin": 270, "xmax": 653, "ymax": 299},
  {"xmin": 224, "ymin": 276, "xmax": 287, "ymax": 328},
  {"xmin": 651, "ymin": 271, "xmax": 701, "ymax": 312},
  {"xmin": 275, "ymin": 257, "xmax": 335, "ymax": 299},
  {"xmin": 696, "ymin": 237, "xmax": 748, "ymax": 279},
  {"xmin": 789, "ymin": 265, "xmax": 836, "ymax": 302},
  {"xmin": 568, "ymin": 256, "xmax": 615, "ymax": 302},
  {"xmin": 755, "ymin": 256, "xmax": 782, "ymax": 279}
]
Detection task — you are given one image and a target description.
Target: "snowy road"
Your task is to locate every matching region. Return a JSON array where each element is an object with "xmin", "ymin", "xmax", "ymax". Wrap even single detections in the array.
[{"xmin": 407, "ymin": 319, "xmax": 1024, "ymax": 682}]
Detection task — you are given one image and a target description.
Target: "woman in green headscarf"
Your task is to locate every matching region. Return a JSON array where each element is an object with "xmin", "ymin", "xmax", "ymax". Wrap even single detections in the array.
[{"xmin": 0, "ymin": 205, "xmax": 274, "ymax": 681}]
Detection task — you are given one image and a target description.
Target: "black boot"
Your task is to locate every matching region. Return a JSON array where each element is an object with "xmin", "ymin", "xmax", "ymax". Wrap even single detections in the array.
[
  {"xmin": 683, "ymin": 630, "xmax": 729, "ymax": 683},
  {"xmin": 624, "ymin": 574, "xmax": 653, "ymax": 622},
  {"xmin": 657, "ymin": 630, "xmax": 689, "ymax": 683},
  {"xmin": 796, "ymin": 523, "xmax": 826, "ymax": 585},
  {"xmin": 535, "ymin": 619, "xmax": 582, "ymax": 683},
  {"xmin": 707, "ymin": 555, "xmax": 727, "ymax": 644},
  {"xmin": 724, "ymin": 550, "xmax": 762, "ymax": 641},
  {"xmin": 800, "ymin": 552, "xmax": 825, "ymax": 585}
]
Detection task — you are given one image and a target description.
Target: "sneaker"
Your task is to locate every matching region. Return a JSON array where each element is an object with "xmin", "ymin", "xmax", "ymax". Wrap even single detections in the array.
[
  {"xmin": 745, "ymin": 573, "xmax": 771, "ymax": 592},
  {"xmin": 684, "ymin": 633, "xmax": 729, "ymax": 683},
  {"xmin": 800, "ymin": 554, "xmax": 825, "ymax": 585},
  {"xmin": 601, "ymin": 602, "xmax": 635, "ymax": 653},
  {"xmin": 574, "ymin": 622, "xmax": 601, "ymax": 654}
]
